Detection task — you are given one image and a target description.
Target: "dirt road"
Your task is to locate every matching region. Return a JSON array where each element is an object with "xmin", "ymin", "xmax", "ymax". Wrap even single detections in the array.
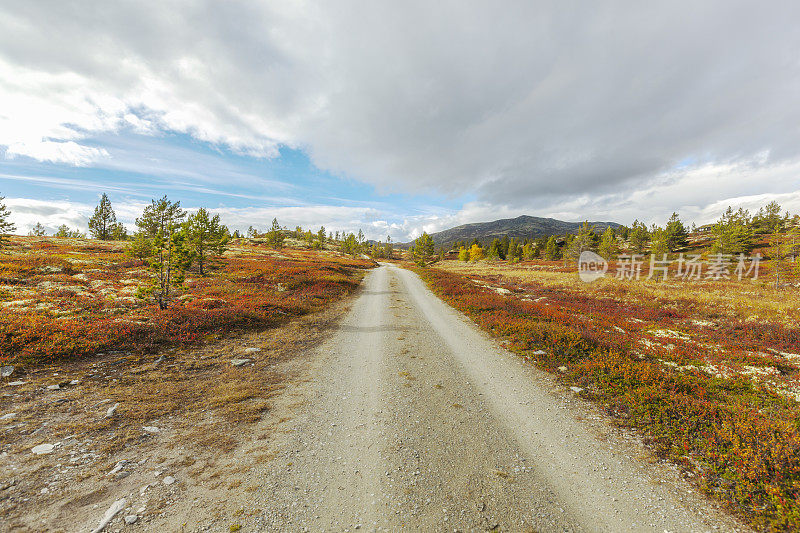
[{"xmin": 253, "ymin": 264, "xmax": 746, "ymax": 532}]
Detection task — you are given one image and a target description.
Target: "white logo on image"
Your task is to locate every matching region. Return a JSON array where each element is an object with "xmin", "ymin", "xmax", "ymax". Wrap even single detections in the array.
[{"xmin": 578, "ymin": 251, "xmax": 608, "ymax": 283}]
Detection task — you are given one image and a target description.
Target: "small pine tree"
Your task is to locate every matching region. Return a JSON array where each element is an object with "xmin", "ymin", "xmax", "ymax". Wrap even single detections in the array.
[
  {"xmin": 55, "ymin": 225, "xmax": 84, "ymax": 238},
  {"xmin": 413, "ymin": 232, "xmax": 435, "ymax": 265},
  {"xmin": 111, "ymin": 222, "xmax": 128, "ymax": 241},
  {"xmin": 711, "ymin": 206, "xmax": 755, "ymax": 254},
  {"xmin": 0, "ymin": 196, "xmax": 16, "ymax": 245},
  {"xmin": 29, "ymin": 222, "xmax": 46, "ymax": 237},
  {"xmin": 184, "ymin": 208, "xmax": 229, "ymax": 275},
  {"xmin": 135, "ymin": 196, "xmax": 187, "ymax": 309},
  {"xmin": 628, "ymin": 220, "xmax": 650, "ymax": 254},
  {"xmin": 598, "ymin": 226, "xmax": 618, "ymax": 260},
  {"xmin": 128, "ymin": 231, "xmax": 154, "ymax": 261},
  {"xmin": 649, "ymin": 225, "xmax": 669, "ymax": 256},
  {"xmin": 563, "ymin": 222, "xmax": 597, "ymax": 262},
  {"xmin": 266, "ymin": 218, "xmax": 285, "ymax": 248},
  {"xmin": 664, "ymin": 212, "xmax": 688, "ymax": 252},
  {"xmin": 88, "ymin": 193, "xmax": 118, "ymax": 240},
  {"xmin": 543, "ymin": 236, "xmax": 560, "ymax": 260}
]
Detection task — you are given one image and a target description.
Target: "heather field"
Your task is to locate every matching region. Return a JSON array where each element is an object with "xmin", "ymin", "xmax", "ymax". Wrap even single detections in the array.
[
  {"xmin": 421, "ymin": 259, "xmax": 800, "ymax": 530},
  {"xmin": 0, "ymin": 236, "xmax": 374, "ymax": 365}
]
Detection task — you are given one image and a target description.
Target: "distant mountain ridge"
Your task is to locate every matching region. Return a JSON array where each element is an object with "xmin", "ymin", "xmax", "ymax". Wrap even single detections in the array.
[{"xmin": 415, "ymin": 215, "xmax": 621, "ymax": 247}]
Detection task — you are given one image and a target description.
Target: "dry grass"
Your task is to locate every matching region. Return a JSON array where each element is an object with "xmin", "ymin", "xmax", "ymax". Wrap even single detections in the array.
[{"xmin": 439, "ymin": 260, "xmax": 800, "ymax": 325}]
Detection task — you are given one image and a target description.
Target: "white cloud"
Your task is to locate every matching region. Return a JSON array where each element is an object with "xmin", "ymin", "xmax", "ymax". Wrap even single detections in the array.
[
  {"xmin": 1, "ymin": 2, "xmax": 799, "ymax": 230},
  {"xmin": 5, "ymin": 141, "xmax": 109, "ymax": 166}
]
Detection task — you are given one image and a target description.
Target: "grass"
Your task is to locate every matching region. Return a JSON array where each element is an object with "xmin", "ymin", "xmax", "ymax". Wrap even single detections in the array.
[
  {"xmin": 0, "ymin": 242, "xmax": 369, "ymax": 529},
  {"xmin": 0, "ymin": 236, "xmax": 374, "ymax": 365},
  {"xmin": 417, "ymin": 259, "xmax": 800, "ymax": 531}
]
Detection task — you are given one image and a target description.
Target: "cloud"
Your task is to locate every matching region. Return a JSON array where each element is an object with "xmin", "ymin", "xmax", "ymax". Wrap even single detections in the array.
[
  {"xmin": 0, "ymin": 1, "xmax": 799, "ymax": 225},
  {"xmin": 5, "ymin": 141, "xmax": 109, "ymax": 166}
]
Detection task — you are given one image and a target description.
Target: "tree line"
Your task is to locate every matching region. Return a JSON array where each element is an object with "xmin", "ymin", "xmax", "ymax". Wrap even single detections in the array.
[{"xmin": 443, "ymin": 200, "xmax": 799, "ymax": 268}]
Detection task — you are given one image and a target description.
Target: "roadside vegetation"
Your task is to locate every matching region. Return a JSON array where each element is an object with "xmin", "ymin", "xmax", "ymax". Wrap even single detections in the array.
[
  {"xmin": 0, "ymin": 194, "xmax": 375, "ymax": 366},
  {"xmin": 414, "ymin": 201, "xmax": 800, "ymax": 530}
]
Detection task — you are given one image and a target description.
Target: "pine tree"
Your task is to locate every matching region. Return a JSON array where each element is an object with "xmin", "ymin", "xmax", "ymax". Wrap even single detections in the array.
[
  {"xmin": 128, "ymin": 231, "xmax": 154, "ymax": 261},
  {"xmin": 563, "ymin": 222, "xmax": 597, "ymax": 261},
  {"xmin": 55, "ymin": 225, "xmax": 84, "ymax": 238},
  {"xmin": 649, "ymin": 225, "xmax": 669, "ymax": 256},
  {"xmin": 88, "ymin": 193, "xmax": 118, "ymax": 240},
  {"xmin": 184, "ymin": 208, "xmax": 229, "ymax": 275},
  {"xmin": 266, "ymin": 218, "xmax": 285, "ymax": 248},
  {"xmin": 413, "ymin": 232, "xmax": 435, "ymax": 265},
  {"xmin": 543, "ymin": 236, "xmax": 560, "ymax": 260},
  {"xmin": 0, "ymin": 195, "xmax": 16, "ymax": 245},
  {"xmin": 628, "ymin": 220, "xmax": 650, "ymax": 254},
  {"xmin": 135, "ymin": 196, "xmax": 187, "ymax": 309},
  {"xmin": 664, "ymin": 212, "xmax": 688, "ymax": 252},
  {"xmin": 29, "ymin": 222, "xmax": 46, "ymax": 237},
  {"xmin": 598, "ymin": 226, "xmax": 619, "ymax": 260},
  {"xmin": 711, "ymin": 206, "xmax": 755, "ymax": 254}
]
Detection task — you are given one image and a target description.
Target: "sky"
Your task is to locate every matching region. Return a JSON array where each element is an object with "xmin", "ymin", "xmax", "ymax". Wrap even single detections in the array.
[{"xmin": 1, "ymin": 1, "xmax": 799, "ymax": 241}]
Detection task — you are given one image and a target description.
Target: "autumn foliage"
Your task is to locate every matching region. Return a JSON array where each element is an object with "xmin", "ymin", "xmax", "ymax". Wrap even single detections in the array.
[
  {"xmin": 0, "ymin": 237, "xmax": 373, "ymax": 364},
  {"xmin": 417, "ymin": 262, "xmax": 800, "ymax": 530}
]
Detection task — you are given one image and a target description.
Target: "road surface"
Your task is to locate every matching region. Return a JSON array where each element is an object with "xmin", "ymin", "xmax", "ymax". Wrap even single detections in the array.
[{"xmin": 258, "ymin": 264, "xmax": 746, "ymax": 532}]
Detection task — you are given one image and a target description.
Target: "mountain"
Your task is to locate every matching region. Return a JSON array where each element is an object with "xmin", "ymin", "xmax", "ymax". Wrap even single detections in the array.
[{"xmin": 413, "ymin": 215, "xmax": 621, "ymax": 248}]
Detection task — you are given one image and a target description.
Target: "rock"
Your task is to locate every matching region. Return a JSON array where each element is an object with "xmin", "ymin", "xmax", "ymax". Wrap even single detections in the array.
[
  {"xmin": 124, "ymin": 515, "xmax": 138, "ymax": 524},
  {"xmin": 90, "ymin": 498, "xmax": 126, "ymax": 533},
  {"xmin": 1, "ymin": 365, "xmax": 13, "ymax": 377},
  {"xmin": 32, "ymin": 443, "xmax": 55, "ymax": 455},
  {"xmin": 230, "ymin": 358, "xmax": 252, "ymax": 367},
  {"xmin": 163, "ymin": 476, "xmax": 176, "ymax": 485},
  {"xmin": 531, "ymin": 350, "xmax": 546, "ymax": 356},
  {"xmin": 243, "ymin": 347, "xmax": 261, "ymax": 353},
  {"xmin": 7, "ymin": 381, "xmax": 26, "ymax": 386},
  {"xmin": 104, "ymin": 403, "xmax": 120, "ymax": 418},
  {"xmin": 143, "ymin": 426, "xmax": 160, "ymax": 434},
  {"xmin": 557, "ymin": 366, "xmax": 568, "ymax": 373},
  {"xmin": 1, "ymin": 413, "xmax": 16, "ymax": 420},
  {"xmin": 69, "ymin": 380, "xmax": 79, "ymax": 386},
  {"xmin": 47, "ymin": 384, "xmax": 61, "ymax": 391},
  {"xmin": 570, "ymin": 386, "xmax": 584, "ymax": 394},
  {"xmin": 107, "ymin": 461, "xmax": 128, "ymax": 476}
]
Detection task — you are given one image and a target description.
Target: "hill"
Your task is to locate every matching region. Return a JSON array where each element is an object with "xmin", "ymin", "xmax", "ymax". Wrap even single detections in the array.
[{"xmin": 414, "ymin": 215, "xmax": 621, "ymax": 248}]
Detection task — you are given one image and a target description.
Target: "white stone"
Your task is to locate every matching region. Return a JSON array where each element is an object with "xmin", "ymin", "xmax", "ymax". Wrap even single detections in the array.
[
  {"xmin": 142, "ymin": 426, "xmax": 160, "ymax": 434},
  {"xmin": 7, "ymin": 381, "xmax": 25, "ymax": 386},
  {"xmin": 162, "ymin": 476, "xmax": 176, "ymax": 485},
  {"xmin": 90, "ymin": 498, "xmax": 126, "ymax": 533},
  {"xmin": 104, "ymin": 403, "xmax": 120, "ymax": 418},
  {"xmin": 570, "ymin": 386, "xmax": 584, "ymax": 394},
  {"xmin": 32, "ymin": 443, "xmax": 55, "ymax": 455},
  {"xmin": 1, "ymin": 413, "xmax": 16, "ymax": 420},
  {"xmin": 1, "ymin": 365, "xmax": 13, "ymax": 377},
  {"xmin": 124, "ymin": 515, "xmax": 138, "ymax": 524},
  {"xmin": 47, "ymin": 384, "xmax": 60, "ymax": 391},
  {"xmin": 230, "ymin": 358, "xmax": 252, "ymax": 367},
  {"xmin": 243, "ymin": 347, "xmax": 261, "ymax": 353},
  {"xmin": 557, "ymin": 366, "xmax": 568, "ymax": 373}
]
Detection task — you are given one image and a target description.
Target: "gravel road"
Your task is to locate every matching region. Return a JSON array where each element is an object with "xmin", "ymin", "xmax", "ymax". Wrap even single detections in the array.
[{"xmin": 258, "ymin": 264, "xmax": 748, "ymax": 532}]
